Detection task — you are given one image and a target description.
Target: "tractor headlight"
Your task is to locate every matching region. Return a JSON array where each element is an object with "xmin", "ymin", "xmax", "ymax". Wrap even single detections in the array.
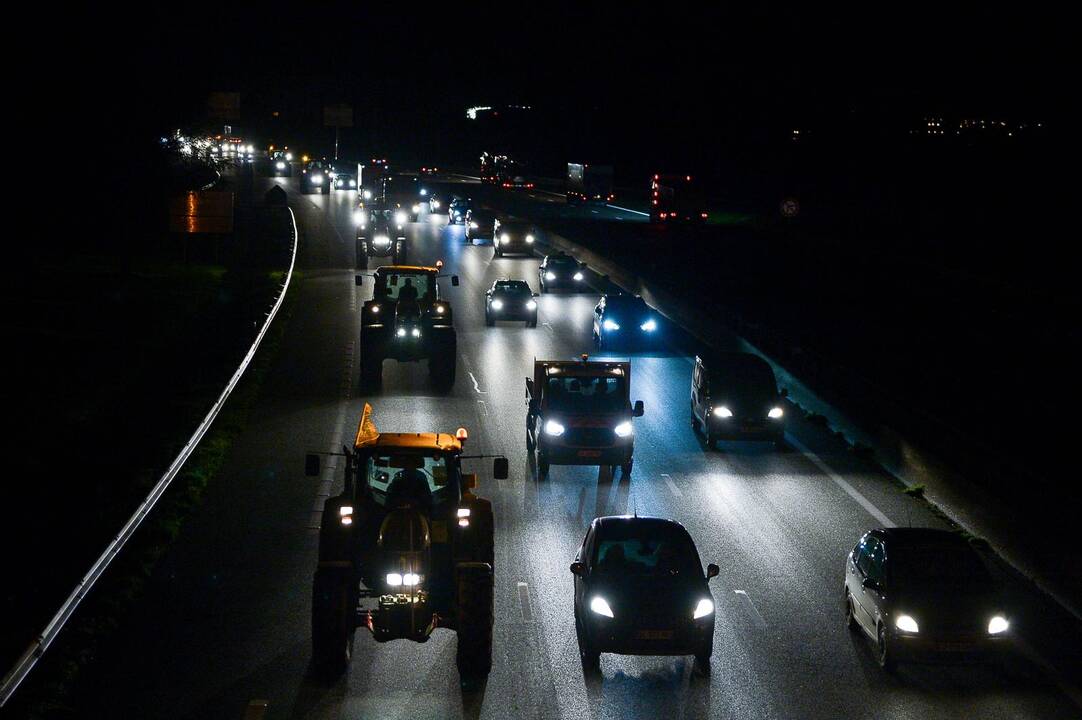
[
  {"xmin": 590, "ymin": 596, "xmax": 614, "ymax": 618},
  {"xmin": 363, "ymin": 190, "xmax": 373, "ymax": 200},
  {"xmin": 693, "ymin": 598, "xmax": 715, "ymax": 619},
  {"xmin": 396, "ymin": 328, "xmax": 407, "ymax": 338},
  {"xmin": 386, "ymin": 573, "xmax": 402, "ymax": 586},
  {"xmin": 614, "ymin": 421, "xmax": 633, "ymax": 437},
  {"xmin": 544, "ymin": 420, "xmax": 565, "ymax": 436},
  {"xmin": 411, "ymin": 327, "xmax": 421, "ymax": 338},
  {"xmin": 275, "ymin": 161, "xmax": 285, "ymax": 169},
  {"xmin": 713, "ymin": 406, "xmax": 733, "ymax": 418},
  {"xmin": 395, "ymin": 211, "xmax": 407, "ymax": 225},
  {"xmin": 310, "ymin": 174, "xmax": 323, "ymax": 184},
  {"xmin": 372, "ymin": 235, "xmax": 391, "ymax": 246},
  {"xmin": 402, "ymin": 573, "xmax": 421, "ymax": 586}
]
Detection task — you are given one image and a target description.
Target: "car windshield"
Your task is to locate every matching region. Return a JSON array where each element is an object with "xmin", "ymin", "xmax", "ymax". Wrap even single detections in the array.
[
  {"xmin": 494, "ymin": 281, "xmax": 529, "ymax": 294},
  {"xmin": 604, "ymin": 297, "xmax": 648, "ymax": 315},
  {"xmin": 710, "ymin": 358, "xmax": 776, "ymax": 397},
  {"xmin": 890, "ymin": 542, "xmax": 994, "ymax": 588},
  {"xmin": 365, "ymin": 451, "xmax": 455, "ymax": 508},
  {"xmin": 379, "ymin": 272, "xmax": 432, "ymax": 301},
  {"xmin": 594, "ymin": 524, "xmax": 701, "ymax": 577},
  {"xmin": 547, "ymin": 257, "xmax": 576, "ymax": 268},
  {"xmin": 544, "ymin": 374, "xmax": 627, "ymax": 413}
]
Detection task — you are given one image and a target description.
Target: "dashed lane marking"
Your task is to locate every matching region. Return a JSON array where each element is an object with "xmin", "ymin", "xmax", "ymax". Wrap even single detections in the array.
[
  {"xmin": 605, "ymin": 203, "xmax": 650, "ymax": 217},
  {"xmin": 789, "ymin": 437, "xmax": 895, "ymax": 527},
  {"xmin": 469, "ymin": 371, "xmax": 487, "ymax": 394},
  {"xmin": 518, "ymin": 582, "xmax": 534, "ymax": 623},
  {"xmin": 735, "ymin": 590, "xmax": 767, "ymax": 629},
  {"xmin": 662, "ymin": 473, "xmax": 683, "ymax": 497}
]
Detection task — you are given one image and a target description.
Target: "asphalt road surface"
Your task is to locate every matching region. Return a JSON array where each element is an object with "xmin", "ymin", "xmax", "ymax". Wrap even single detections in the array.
[{"xmin": 79, "ymin": 172, "xmax": 1080, "ymax": 719}]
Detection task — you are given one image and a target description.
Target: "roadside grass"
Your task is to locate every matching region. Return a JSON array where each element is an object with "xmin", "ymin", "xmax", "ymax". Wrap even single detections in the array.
[{"xmin": 9, "ymin": 249, "xmax": 296, "ymax": 716}]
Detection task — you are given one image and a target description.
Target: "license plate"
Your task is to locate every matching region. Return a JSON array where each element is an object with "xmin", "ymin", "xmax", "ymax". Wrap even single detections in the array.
[
  {"xmin": 577, "ymin": 450, "xmax": 602, "ymax": 458},
  {"xmin": 932, "ymin": 642, "xmax": 972, "ymax": 652},
  {"xmin": 634, "ymin": 629, "xmax": 673, "ymax": 640}
]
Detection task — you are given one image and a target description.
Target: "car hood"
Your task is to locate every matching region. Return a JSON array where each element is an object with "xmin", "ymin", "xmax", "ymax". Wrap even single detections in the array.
[
  {"xmin": 892, "ymin": 585, "xmax": 1003, "ymax": 629},
  {"xmin": 710, "ymin": 389, "xmax": 777, "ymax": 416},
  {"xmin": 588, "ymin": 574, "xmax": 709, "ymax": 619}
]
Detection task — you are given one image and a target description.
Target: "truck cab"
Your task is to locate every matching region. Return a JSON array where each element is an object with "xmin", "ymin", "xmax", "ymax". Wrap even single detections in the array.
[
  {"xmin": 525, "ymin": 355, "xmax": 644, "ymax": 480},
  {"xmin": 649, "ymin": 173, "xmax": 708, "ymax": 223}
]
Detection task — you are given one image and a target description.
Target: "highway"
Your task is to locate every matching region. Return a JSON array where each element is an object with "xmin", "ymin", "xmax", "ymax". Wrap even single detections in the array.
[{"xmin": 80, "ymin": 171, "xmax": 1080, "ymax": 719}]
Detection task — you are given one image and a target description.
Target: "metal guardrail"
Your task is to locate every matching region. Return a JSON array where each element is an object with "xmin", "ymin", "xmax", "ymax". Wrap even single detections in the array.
[{"xmin": 0, "ymin": 208, "xmax": 299, "ymax": 707}]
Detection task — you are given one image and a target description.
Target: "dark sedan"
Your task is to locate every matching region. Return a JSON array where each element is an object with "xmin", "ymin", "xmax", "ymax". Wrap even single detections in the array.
[
  {"xmin": 592, "ymin": 293, "xmax": 661, "ymax": 350},
  {"xmin": 691, "ymin": 353, "xmax": 787, "ymax": 448},
  {"xmin": 464, "ymin": 208, "xmax": 494, "ymax": 244},
  {"xmin": 538, "ymin": 253, "xmax": 587, "ymax": 292},
  {"xmin": 492, "ymin": 218, "xmax": 537, "ymax": 257},
  {"xmin": 484, "ymin": 279, "xmax": 538, "ymax": 327},
  {"xmin": 845, "ymin": 528, "xmax": 1011, "ymax": 670},
  {"xmin": 571, "ymin": 516, "xmax": 719, "ymax": 674}
]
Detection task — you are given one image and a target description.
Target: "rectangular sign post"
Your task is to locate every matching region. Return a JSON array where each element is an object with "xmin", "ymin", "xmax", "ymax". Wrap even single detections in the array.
[{"xmin": 324, "ymin": 104, "xmax": 354, "ymax": 160}]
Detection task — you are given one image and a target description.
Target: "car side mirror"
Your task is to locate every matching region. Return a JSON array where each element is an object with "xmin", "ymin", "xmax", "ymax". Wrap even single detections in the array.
[
  {"xmin": 462, "ymin": 473, "xmax": 478, "ymax": 490},
  {"xmin": 355, "ymin": 275, "xmax": 363, "ymax": 286},
  {"xmin": 633, "ymin": 400, "xmax": 644, "ymax": 417},
  {"xmin": 780, "ymin": 388, "xmax": 789, "ymax": 398},
  {"xmin": 706, "ymin": 563, "xmax": 720, "ymax": 579},
  {"xmin": 451, "ymin": 275, "xmax": 460, "ymax": 287},
  {"xmin": 493, "ymin": 457, "xmax": 509, "ymax": 480},
  {"xmin": 570, "ymin": 562, "xmax": 586, "ymax": 577},
  {"xmin": 304, "ymin": 453, "xmax": 320, "ymax": 477}
]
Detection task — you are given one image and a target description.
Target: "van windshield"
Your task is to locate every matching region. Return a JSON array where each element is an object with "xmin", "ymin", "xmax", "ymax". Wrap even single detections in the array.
[{"xmin": 544, "ymin": 375, "xmax": 627, "ymax": 413}]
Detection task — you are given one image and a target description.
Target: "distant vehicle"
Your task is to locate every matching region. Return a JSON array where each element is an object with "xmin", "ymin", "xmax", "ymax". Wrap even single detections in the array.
[
  {"xmin": 269, "ymin": 150, "xmax": 293, "ymax": 177},
  {"xmin": 538, "ymin": 253, "xmax": 587, "ymax": 293},
  {"xmin": 480, "ymin": 152, "xmax": 507, "ymax": 184},
  {"xmin": 485, "ymin": 279, "xmax": 538, "ymax": 327},
  {"xmin": 304, "ymin": 403, "xmax": 508, "ymax": 681},
  {"xmin": 571, "ymin": 516, "xmax": 719, "ymax": 673},
  {"xmin": 448, "ymin": 197, "xmax": 472, "ymax": 225},
  {"xmin": 845, "ymin": 528, "xmax": 1011, "ymax": 671},
  {"xmin": 300, "ymin": 160, "xmax": 330, "ymax": 194},
  {"xmin": 690, "ymin": 353, "xmax": 787, "ymax": 448},
  {"xmin": 356, "ymin": 263, "xmax": 459, "ymax": 389},
  {"xmin": 464, "ymin": 208, "xmax": 494, "ymax": 244},
  {"xmin": 356, "ymin": 206, "xmax": 408, "ymax": 268},
  {"xmin": 592, "ymin": 293, "xmax": 660, "ymax": 350},
  {"xmin": 420, "ymin": 166, "xmax": 439, "ymax": 175},
  {"xmin": 492, "ymin": 218, "xmax": 536, "ymax": 257},
  {"xmin": 649, "ymin": 173, "xmax": 707, "ymax": 223},
  {"xmin": 567, "ymin": 163, "xmax": 614, "ymax": 204},
  {"xmin": 525, "ymin": 355, "xmax": 644, "ymax": 479},
  {"xmin": 329, "ymin": 161, "xmax": 357, "ymax": 190}
]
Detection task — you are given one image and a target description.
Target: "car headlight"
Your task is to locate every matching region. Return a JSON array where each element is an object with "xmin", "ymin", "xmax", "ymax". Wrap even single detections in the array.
[
  {"xmin": 490, "ymin": 299, "xmax": 504, "ymax": 310},
  {"xmin": 526, "ymin": 300, "xmax": 537, "ymax": 310},
  {"xmin": 435, "ymin": 305, "xmax": 445, "ymax": 314},
  {"xmin": 544, "ymin": 420, "xmax": 565, "ymax": 436},
  {"xmin": 396, "ymin": 328, "xmax": 407, "ymax": 338},
  {"xmin": 373, "ymin": 235, "xmax": 391, "ymax": 246},
  {"xmin": 469, "ymin": 221, "xmax": 478, "ymax": 229},
  {"xmin": 895, "ymin": 615, "xmax": 919, "ymax": 633},
  {"xmin": 310, "ymin": 174, "xmax": 323, "ymax": 184},
  {"xmin": 395, "ymin": 211, "xmax": 407, "ymax": 224},
  {"xmin": 768, "ymin": 407, "xmax": 784, "ymax": 419},
  {"xmin": 614, "ymin": 421, "xmax": 633, "ymax": 437},
  {"xmin": 988, "ymin": 616, "xmax": 1009, "ymax": 635},
  {"xmin": 420, "ymin": 188, "xmax": 428, "ymax": 196},
  {"xmin": 275, "ymin": 161, "xmax": 286, "ymax": 169},
  {"xmin": 713, "ymin": 406, "xmax": 733, "ymax": 418},
  {"xmin": 349, "ymin": 179, "xmax": 356, "ymax": 187},
  {"xmin": 590, "ymin": 596, "xmax": 614, "ymax": 618},
  {"xmin": 602, "ymin": 319, "xmax": 620, "ymax": 331},
  {"xmin": 693, "ymin": 598, "xmax": 714, "ymax": 619},
  {"xmin": 500, "ymin": 233, "xmax": 510, "ymax": 244},
  {"xmin": 412, "ymin": 204, "xmax": 421, "ymax": 213},
  {"xmin": 370, "ymin": 305, "xmax": 380, "ymax": 313},
  {"xmin": 573, "ymin": 271, "xmax": 584, "ymax": 281},
  {"xmin": 411, "ymin": 328, "xmax": 421, "ymax": 338},
  {"xmin": 545, "ymin": 271, "xmax": 556, "ymax": 280},
  {"xmin": 640, "ymin": 319, "xmax": 657, "ymax": 332},
  {"xmin": 363, "ymin": 190, "xmax": 373, "ymax": 200},
  {"xmin": 525, "ymin": 234, "xmax": 535, "ymax": 243}
]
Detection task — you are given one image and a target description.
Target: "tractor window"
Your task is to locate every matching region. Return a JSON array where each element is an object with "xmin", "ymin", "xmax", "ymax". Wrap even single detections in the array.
[
  {"xmin": 378, "ymin": 273, "xmax": 432, "ymax": 301},
  {"xmin": 366, "ymin": 452, "xmax": 456, "ymax": 507}
]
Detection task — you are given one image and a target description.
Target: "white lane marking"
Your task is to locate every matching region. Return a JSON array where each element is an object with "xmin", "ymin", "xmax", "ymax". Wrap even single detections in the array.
[
  {"xmin": 662, "ymin": 473, "xmax": 683, "ymax": 497},
  {"xmin": 734, "ymin": 590, "xmax": 767, "ymax": 628},
  {"xmin": 518, "ymin": 582, "xmax": 534, "ymax": 623},
  {"xmin": 477, "ymin": 400, "xmax": 488, "ymax": 417},
  {"xmin": 468, "ymin": 371, "xmax": 487, "ymax": 394},
  {"xmin": 606, "ymin": 203, "xmax": 650, "ymax": 217},
  {"xmin": 789, "ymin": 437, "xmax": 895, "ymax": 527},
  {"xmin": 541, "ymin": 322, "xmax": 554, "ymax": 335}
]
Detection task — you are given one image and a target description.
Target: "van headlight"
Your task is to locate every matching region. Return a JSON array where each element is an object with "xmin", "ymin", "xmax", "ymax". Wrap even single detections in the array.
[
  {"xmin": 614, "ymin": 421, "xmax": 633, "ymax": 438},
  {"xmin": 768, "ymin": 407, "xmax": 784, "ymax": 419},
  {"xmin": 693, "ymin": 598, "xmax": 714, "ymax": 619},
  {"xmin": 500, "ymin": 233, "xmax": 510, "ymax": 244},
  {"xmin": 640, "ymin": 319, "xmax": 657, "ymax": 332},
  {"xmin": 544, "ymin": 420, "xmax": 565, "ymax": 436},
  {"xmin": 895, "ymin": 615, "xmax": 919, "ymax": 633},
  {"xmin": 490, "ymin": 299, "xmax": 504, "ymax": 310},
  {"xmin": 590, "ymin": 596, "xmax": 614, "ymax": 618},
  {"xmin": 988, "ymin": 616, "xmax": 1009, "ymax": 635},
  {"xmin": 573, "ymin": 271, "xmax": 584, "ymax": 281},
  {"xmin": 275, "ymin": 161, "xmax": 285, "ymax": 169},
  {"xmin": 525, "ymin": 234, "xmax": 535, "ymax": 243},
  {"xmin": 395, "ymin": 211, "xmax": 407, "ymax": 224},
  {"xmin": 526, "ymin": 300, "xmax": 537, "ymax": 310},
  {"xmin": 713, "ymin": 406, "xmax": 733, "ymax": 418},
  {"xmin": 602, "ymin": 319, "xmax": 620, "ymax": 331},
  {"xmin": 545, "ymin": 271, "xmax": 556, "ymax": 280}
]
